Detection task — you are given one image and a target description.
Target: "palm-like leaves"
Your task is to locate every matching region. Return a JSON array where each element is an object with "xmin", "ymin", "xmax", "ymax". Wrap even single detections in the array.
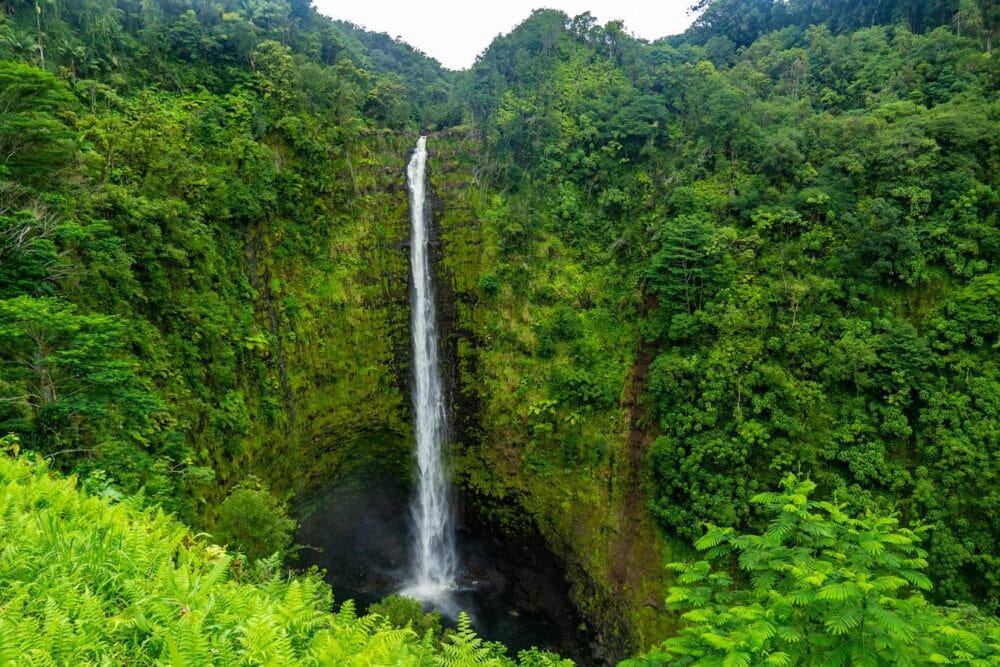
[
  {"xmin": 0, "ymin": 455, "xmax": 559, "ymax": 666},
  {"xmin": 627, "ymin": 474, "xmax": 1000, "ymax": 665}
]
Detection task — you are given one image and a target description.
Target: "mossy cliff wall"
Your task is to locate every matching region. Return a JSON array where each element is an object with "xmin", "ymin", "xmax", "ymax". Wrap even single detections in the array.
[
  {"xmin": 237, "ymin": 128, "xmax": 676, "ymax": 655},
  {"xmin": 426, "ymin": 131, "xmax": 680, "ymax": 657},
  {"xmin": 230, "ymin": 132, "xmax": 418, "ymax": 499}
]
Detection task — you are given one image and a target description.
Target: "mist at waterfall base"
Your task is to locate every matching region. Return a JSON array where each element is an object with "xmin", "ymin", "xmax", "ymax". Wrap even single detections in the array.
[{"xmin": 295, "ymin": 472, "xmax": 599, "ymax": 663}]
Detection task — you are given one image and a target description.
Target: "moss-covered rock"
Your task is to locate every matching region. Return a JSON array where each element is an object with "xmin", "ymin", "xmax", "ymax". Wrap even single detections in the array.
[
  {"xmin": 426, "ymin": 129, "xmax": 683, "ymax": 657},
  {"xmin": 238, "ymin": 133, "xmax": 417, "ymax": 497}
]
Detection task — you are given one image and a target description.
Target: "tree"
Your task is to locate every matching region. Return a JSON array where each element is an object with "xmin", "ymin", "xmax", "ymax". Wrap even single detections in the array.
[
  {"xmin": 0, "ymin": 204, "xmax": 61, "ymax": 298},
  {"xmin": 213, "ymin": 478, "xmax": 296, "ymax": 562},
  {"xmin": 955, "ymin": 0, "xmax": 986, "ymax": 39},
  {"xmin": 0, "ymin": 296, "xmax": 160, "ymax": 445},
  {"xmin": 0, "ymin": 61, "xmax": 75, "ymax": 182},
  {"xmin": 610, "ymin": 93, "xmax": 669, "ymax": 154},
  {"xmin": 630, "ymin": 475, "xmax": 1000, "ymax": 665},
  {"xmin": 251, "ymin": 39, "xmax": 295, "ymax": 106},
  {"xmin": 647, "ymin": 215, "xmax": 720, "ymax": 315}
]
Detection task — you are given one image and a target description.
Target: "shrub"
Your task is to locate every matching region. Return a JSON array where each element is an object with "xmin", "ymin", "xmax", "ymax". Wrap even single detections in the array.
[
  {"xmin": 367, "ymin": 594, "xmax": 443, "ymax": 640},
  {"xmin": 479, "ymin": 273, "xmax": 501, "ymax": 297},
  {"xmin": 629, "ymin": 474, "xmax": 1000, "ymax": 665},
  {"xmin": 214, "ymin": 478, "xmax": 297, "ymax": 561}
]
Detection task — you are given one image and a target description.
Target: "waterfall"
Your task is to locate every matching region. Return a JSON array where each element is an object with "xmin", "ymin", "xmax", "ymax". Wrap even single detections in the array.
[{"xmin": 403, "ymin": 136, "xmax": 457, "ymax": 603}]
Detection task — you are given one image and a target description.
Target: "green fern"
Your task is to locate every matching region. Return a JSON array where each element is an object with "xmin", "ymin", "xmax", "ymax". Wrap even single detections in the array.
[
  {"xmin": 0, "ymin": 455, "xmax": 570, "ymax": 666},
  {"xmin": 436, "ymin": 612, "xmax": 509, "ymax": 667}
]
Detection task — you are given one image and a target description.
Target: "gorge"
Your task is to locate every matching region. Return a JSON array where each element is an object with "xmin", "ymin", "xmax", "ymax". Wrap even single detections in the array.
[
  {"xmin": 294, "ymin": 134, "xmax": 606, "ymax": 663},
  {"xmin": 0, "ymin": 0, "xmax": 996, "ymax": 664}
]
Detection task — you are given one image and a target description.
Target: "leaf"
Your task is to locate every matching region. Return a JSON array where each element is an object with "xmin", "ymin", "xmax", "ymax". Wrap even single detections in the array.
[
  {"xmin": 859, "ymin": 539, "xmax": 885, "ymax": 556},
  {"xmin": 824, "ymin": 608, "xmax": 863, "ymax": 635},
  {"xmin": 786, "ymin": 590, "xmax": 815, "ymax": 606},
  {"xmin": 899, "ymin": 570, "xmax": 933, "ymax": 590},
  {"xmin": 696, "ymin": 526, "xmax": 733, "ymax": 551},
  {"xmin": 723, "ymin": 651, "xmax": 751, "ymax": 667},
  {"xmin": 817, "ymin": 583, "xmax": 861, "ymax": 601}
]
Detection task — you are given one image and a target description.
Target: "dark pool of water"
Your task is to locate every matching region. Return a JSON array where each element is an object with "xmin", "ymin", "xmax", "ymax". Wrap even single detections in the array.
[{"xmin": 294, "ymin": 468, "xmax": 606, "ymax": 665}]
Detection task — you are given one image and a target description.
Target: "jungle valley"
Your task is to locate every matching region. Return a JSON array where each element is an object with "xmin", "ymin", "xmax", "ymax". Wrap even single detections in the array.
[{"xmin": 0, "ymin": 0, "xmax": 998, "ymax": 664}]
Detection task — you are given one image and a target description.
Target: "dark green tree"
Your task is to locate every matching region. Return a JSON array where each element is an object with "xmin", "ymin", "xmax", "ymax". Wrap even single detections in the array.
[
  {"xmin": 213, "ymin": 478, "xmax": 296, "ymax": 562},
  {"xmin": 0, "ymin": 61, "xmax": 75, "ymax": 182},
  {"xmin": 0, "ymin": 296, "xmax": 160, "ymax": 446}
]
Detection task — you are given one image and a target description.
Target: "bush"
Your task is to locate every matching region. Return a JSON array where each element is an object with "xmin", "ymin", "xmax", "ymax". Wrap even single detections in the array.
[
  {"xmin": 214, "ymin": 478, "xmax": 296, "ymax": 561},
  {"xmin": 479, "ymin": 273, "xmax": 501, "ymax": 297},
  {"xmin": 367, "ymin": 594, "xmax": 443, "ymax": 640},
  {"xmin": 629, "ymin": 474, "xmax": 1000, "ymax": 665}
]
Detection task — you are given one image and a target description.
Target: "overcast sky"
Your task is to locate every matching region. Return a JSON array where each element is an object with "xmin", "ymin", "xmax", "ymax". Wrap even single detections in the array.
[{"xmin": 311, "ymin": 1, "xmax": 699, "ymax": 70}]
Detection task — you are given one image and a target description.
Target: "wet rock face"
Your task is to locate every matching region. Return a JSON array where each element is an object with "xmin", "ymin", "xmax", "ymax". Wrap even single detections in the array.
[
  {"xmin": 294, "ymin": 466, "xmax": 605, "ymax": 665},
  {"xmin": 295, "ymin": 470, "xmax": 411, "ymax": 607}
]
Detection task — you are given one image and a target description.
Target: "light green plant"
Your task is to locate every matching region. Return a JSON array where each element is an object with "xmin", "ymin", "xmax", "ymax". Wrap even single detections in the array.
[
  {"xmin": 0, "ymin": 453, "xmax": 571, "ymax": 666},
  {"xmin": 628, "ymin": 474, "xmax": 1000, "ymax": 666}
]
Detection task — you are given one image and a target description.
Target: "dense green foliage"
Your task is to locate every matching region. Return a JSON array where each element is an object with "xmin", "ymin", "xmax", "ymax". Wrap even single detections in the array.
[
  {"xmin": 461, "ymin": 4, "xmax": 999, "ymax": 622},
  {"xmin": 0, "ymin": 449, "xmax": 569, "ymax": 665},
  {"xmin": 685, "ymin": 0, "xmax": 998, "ymax": 47},
  {"xmin": 628, "ymin": 475, "xmax": 999, "ymax": 665},
  {"xmin": 0, "ymin": 0, "xmax": 435, "ymax": 518},
  {"xmin": 3, "ymin": 441, "xmax": 995, "ymax": 665},
  {"xmin": 214, "ymin": 477, "xmax": 297, "ymax": 561},
  {"xmin": 0, "ymin": 0, "xmax": 998, "ymax": 662},
  {"xmin": 366, "ymin": 595, "xmax": 445, "ymax": 641}
]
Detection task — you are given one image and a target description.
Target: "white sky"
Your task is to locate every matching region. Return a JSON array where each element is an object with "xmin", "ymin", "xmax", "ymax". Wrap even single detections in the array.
[{"xmin": 311, "ymin": 1, "xmax": 699, "ymax": 70}]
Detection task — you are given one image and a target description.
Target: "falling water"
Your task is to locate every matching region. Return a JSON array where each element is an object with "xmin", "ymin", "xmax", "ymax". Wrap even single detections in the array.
[{"xmin": 403, "ymin": 136, "xmax": 457, "ymax": 604}]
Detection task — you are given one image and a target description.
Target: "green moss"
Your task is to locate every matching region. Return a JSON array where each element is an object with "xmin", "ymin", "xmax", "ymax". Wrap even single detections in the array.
[
  {"xmin": 239, "ymin": 134, "xmax": 418, "ymax": 499},
  {"xmin": 428, "ymin": 131, "xmax": 682, "ymax": 654}
]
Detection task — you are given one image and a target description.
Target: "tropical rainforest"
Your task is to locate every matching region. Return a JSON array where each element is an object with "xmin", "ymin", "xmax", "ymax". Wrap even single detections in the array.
[{"xmin": 0, "ymin": 0, "xmax": 998, "ymax": 664}]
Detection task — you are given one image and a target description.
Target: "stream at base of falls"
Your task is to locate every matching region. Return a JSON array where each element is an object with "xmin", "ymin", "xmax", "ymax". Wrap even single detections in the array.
[{"xmin": 294, "ymin": 468, "xmax": 607, "ymax": 666}]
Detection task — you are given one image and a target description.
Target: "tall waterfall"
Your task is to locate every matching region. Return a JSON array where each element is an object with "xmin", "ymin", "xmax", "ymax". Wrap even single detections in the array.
[{"xmin": 404, "ymin": 136, "xmax": 457, "ymax": 602}]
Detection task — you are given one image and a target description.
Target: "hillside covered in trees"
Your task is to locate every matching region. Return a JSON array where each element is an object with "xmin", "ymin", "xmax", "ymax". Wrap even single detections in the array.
[{"xmin": 0, "ymin": 0, "xmax": 997, "ymax": 664}]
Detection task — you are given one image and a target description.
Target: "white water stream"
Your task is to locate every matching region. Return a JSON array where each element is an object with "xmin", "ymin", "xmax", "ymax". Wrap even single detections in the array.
[{"xmin": 403, "ymin": 136, "xmax": 457, "ymax": 604}]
